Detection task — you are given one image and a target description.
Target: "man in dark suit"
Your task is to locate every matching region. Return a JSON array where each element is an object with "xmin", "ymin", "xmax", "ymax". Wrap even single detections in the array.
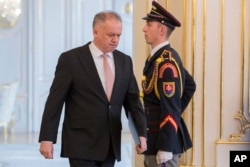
[
  {"xmin": 141, "ymin": 1, "xmax": 196, "ymax": 167},
  {"xmin": 38, "ymin": 11, "xmax": 147, "ymax": 167}
]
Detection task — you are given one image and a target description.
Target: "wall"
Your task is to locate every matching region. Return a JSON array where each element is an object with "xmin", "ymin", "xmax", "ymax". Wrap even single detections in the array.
[
  {"xmin": 133, "ymin": 0, "xmax": 250, "ymax": 167},
  {"xmin": 0, "ymin": 0, "xmax": 250, "ymax": 167},
  {"xmin": 0, "ymin": 0, "xmax": 133, "ymax": 132}
]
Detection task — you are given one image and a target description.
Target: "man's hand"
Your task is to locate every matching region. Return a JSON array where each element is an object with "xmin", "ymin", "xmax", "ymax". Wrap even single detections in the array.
[
  {"xmin": 135, "ymin": 136, "xmax": 147, "ymax": 154},
  {"xmin": 39, "ymin": 141, "xmax": 54, "ymax": 159},
  {"xmin": 156, "ymin": 150, "xmax": 173, "ymax": 164}
]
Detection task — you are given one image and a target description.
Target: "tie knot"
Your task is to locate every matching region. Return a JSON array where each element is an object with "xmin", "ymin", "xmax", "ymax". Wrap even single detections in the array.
[
  {"xmin": 102, "ymin": 53, "xmax": 108, "ymax": 58},
  {"xmin": 102, "ymin": 54, "xmax": 109, "ymax": 62}
]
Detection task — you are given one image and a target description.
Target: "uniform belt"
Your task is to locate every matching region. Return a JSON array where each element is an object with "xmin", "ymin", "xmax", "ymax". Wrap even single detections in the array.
[
  {"xmin": 144, "ymin": 105, "xmax": 160, "ymax": 111},
  {"xmin": 144, "ymin": 106, "xmax": 161, "ymax": 115}
]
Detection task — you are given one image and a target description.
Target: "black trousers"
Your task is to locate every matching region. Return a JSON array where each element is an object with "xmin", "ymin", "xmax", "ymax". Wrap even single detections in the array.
[{"xmin": 69, "ymin": 142, "xmax": 116, "ymax": 167}]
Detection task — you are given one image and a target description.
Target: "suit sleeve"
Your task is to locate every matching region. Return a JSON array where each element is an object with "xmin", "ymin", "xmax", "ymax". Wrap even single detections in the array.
[
  {"xmin": 38, "ymin": 53, "xmax": 72, "ymax": 143},
  {"xmin": 123, "ymin": 57, "xmax": 147, "ymax": 138}
]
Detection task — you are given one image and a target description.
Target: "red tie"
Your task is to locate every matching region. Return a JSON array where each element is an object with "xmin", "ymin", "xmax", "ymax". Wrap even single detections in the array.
[{"xmin": 103, "ymin": 54, "xmax": 114, "ymax": 101}]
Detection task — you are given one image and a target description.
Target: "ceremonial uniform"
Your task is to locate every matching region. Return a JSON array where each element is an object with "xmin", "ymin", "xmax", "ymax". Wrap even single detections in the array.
[
  {"xmin": 142, "ymin": 45, "xmax": 195, "ymax": 155},
  {"xmin": 141, "ymin": 1, "xmax": 196, "ymax": 166}
]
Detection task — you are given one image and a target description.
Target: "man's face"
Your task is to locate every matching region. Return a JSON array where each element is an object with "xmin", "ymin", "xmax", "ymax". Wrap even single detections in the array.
[
  {"xmin": 142, "ymin": 20, "xmax": 164, "ymax": 48},
  {"xmin": 93, "ymin": 19, "xmax": 122, "ymax": 53}
]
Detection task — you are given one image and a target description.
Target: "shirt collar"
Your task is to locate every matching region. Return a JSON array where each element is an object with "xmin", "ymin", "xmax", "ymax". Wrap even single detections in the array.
[
  {"xmin": 89, "ymin": 42, "xmax": 113, "ymax": 59},
  {"xmin": 151, "ymin": 41, "xmax": 170, "ymax": 57}
]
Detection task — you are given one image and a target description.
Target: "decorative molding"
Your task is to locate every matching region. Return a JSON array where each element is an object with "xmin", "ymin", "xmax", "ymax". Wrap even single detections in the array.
[
  {"xmin": 229, "ymin": 110, "xmax": 250, "ymax": 141},
  {"xmin": 124, "ymin": 2, "xmax": 133, "ymax": 15}
]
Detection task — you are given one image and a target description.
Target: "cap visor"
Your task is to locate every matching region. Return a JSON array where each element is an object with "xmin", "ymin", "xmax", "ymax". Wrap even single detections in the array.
[{"xmin": 142, "ymin": 16, "xmax": 150, "ymax": 20}]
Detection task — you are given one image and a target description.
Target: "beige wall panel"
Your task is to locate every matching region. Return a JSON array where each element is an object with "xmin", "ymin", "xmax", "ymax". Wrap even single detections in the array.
[
  {"xmin": 221, "ymin": 0, "xmax": 242, "ymax": 140},
  {"xmin": 204, "ymin": 0, "xmax": 222, "ymax": 166},
  {"xmin": 167, "ymin": 0, "xmax": 183, "ymax": 56},
  {"xmin": 133, "ymin": 0, "xmax": 250, "ymax": 167},
  {"xmin": 133, "ymin": 0, "xmax": 148, "ymax": 88},
  {"xmin": 133, "ymin": 1, "xmax": 148, "ymax": 166},
  {"xmin": 246, "ymin": 0, "xmax": 250, "ymax": 116},
  {"xmin": 191, "ymin": 0, "xmax": 205, "ymax": 165}
]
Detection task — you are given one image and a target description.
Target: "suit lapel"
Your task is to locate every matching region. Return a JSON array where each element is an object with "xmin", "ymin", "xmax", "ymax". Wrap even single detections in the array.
[
  {"xmin": 77, "ymin": 44, "xmax": 107, "ymax": 99},
  {"xmin": 110, "ymin": 52, "xmax": 118, "ymax": 101},
  {"xmin": 110, "ymin": 51, "xmax": 125, "ymax": 102}
]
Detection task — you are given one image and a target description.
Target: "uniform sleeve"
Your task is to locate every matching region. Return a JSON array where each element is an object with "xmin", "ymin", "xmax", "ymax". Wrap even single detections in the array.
[
  {"xmin": 181, "ymin": 69, "xmax": 196, "ymax": 112},
  {"xmin": 156, "ymin": 60, "xmax": 183, "ymax": 152}
]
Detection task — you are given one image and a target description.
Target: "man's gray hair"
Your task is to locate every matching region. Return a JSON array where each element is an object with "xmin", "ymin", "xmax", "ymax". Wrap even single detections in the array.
[{"xmin": 93, "ymin": 11, "xmax": 122, "ymax": 28}]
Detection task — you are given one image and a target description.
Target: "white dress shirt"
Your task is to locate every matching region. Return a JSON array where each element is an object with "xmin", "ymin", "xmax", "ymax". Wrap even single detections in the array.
[{"xmin": 89, "ymin": 42, "xmax": 115, "ymax": 90}]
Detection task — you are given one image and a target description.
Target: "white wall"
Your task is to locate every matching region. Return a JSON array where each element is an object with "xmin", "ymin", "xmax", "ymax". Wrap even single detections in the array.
[
  {"xmin": 0, "ymin": 0, "xmax": 250, "ymax": 166},
  {"xmin": 0, "ymin": 0, "xmax": 133, "ymax": 132}
]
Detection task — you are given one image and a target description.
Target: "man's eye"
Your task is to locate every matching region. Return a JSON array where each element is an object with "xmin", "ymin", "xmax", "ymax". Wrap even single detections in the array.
[{"xmin": 108, "ymin": 34, "xmax": 120, "ymax": 38}]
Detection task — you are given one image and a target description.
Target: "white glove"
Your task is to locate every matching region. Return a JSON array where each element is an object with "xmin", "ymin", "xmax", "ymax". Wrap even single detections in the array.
[{"xmin": 156, "ymin": 150, "xmax": 173, "ymax": 164}]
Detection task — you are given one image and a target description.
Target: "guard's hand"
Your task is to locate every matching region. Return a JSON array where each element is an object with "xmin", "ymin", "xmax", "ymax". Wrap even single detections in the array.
[
  {"xmin": 156, "ymin": 150, "xmax": 173, "ymax": 164},
  {"xmin": 135, "ymin": 136, "xmax": 147, "ymax": 154},
  {"xmin": 39, "ymin": 141, "xmax": 54, "ymax": 159}
]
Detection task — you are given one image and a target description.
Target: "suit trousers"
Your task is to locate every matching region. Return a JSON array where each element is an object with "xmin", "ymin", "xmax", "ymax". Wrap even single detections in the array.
[
  {"xmin": 69, "ymin": 139, "xmax": 116, "ymax": 167},
  {"xmin": 144, "ymin": 154, "xmax": 181, "ymax": 167}
]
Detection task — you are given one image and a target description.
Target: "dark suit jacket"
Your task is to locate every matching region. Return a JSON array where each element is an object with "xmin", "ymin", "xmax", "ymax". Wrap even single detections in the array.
[{"xmin": 38, "ymin": 42, "xmax": 147, "ymax": 161}]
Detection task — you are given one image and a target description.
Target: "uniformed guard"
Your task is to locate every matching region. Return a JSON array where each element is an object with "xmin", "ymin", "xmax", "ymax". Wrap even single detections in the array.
[{"xmin": 141, "ymin": 1, "xmax": 196, "ymax": 167}]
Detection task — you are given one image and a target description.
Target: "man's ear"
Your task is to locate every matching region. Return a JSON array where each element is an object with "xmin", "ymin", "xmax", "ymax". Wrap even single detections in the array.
[
  {"xmin": 93, "ymin": 28, "xmax": 98, "ymax": 36},
  {"xmin": 159, "ymin": 24, "xmax": 167, "ymax": 36}
]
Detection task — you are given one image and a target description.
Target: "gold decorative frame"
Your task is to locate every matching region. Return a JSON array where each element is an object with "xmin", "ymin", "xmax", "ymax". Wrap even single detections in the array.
[
  {"xmin": 229, "ymin": 110, "xmax": 250, "ymax": 141},
  {"xmin": 228, "ymin": 0, "xmax": 250, "ymax": 142}
]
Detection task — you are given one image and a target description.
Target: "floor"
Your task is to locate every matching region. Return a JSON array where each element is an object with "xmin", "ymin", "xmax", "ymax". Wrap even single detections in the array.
[{"xmin": 0, "ymin": 131, "xmax": 135, "ymax": 167}]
